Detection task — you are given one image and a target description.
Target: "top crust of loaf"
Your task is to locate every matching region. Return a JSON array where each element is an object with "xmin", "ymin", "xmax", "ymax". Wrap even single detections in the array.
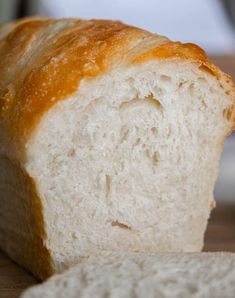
[{"xmin": 0, "ymin": 17, "xmax": 234, "ymax": 159}]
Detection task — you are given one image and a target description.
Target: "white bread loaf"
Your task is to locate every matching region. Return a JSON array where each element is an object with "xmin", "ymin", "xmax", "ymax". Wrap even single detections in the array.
[
  {"xmin": 0, "ymin": 18, "xmax": 234, "ymax": 280},
  {"xmin": 21, "ymin": 252, "xmax": 235, "ymax": 298}
]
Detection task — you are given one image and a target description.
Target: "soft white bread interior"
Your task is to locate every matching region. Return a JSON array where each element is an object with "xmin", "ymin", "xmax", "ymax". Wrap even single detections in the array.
[
  {"xmin": 21, "ymin": 252, "xmax": 235, "ymax": 298},
  {"xmin": 0, "ymin": 18, "xmax": 234, "ymax": 280},
  {"xmin": 26, "ymin": 61, "xmax": 233, "ymax": 273}
]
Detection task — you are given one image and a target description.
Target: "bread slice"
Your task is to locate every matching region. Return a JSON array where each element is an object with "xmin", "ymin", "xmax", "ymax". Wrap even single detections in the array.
[
  {"xmin": 0, "ymin": 18, "xmax": 234, "ymax": 280},
  {"xmin": 21, "ymin": 252, "xmax": 235, "ymax": 298}
]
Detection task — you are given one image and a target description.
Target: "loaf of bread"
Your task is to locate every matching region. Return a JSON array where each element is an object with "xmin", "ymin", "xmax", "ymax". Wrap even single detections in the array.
[
  {"xmin": 0, "ymin": 17, "xmax": 234, "ymax": 280},
  {"xmin": 21, "ymin": 252, "xmax": 235, "ymax": 298}
]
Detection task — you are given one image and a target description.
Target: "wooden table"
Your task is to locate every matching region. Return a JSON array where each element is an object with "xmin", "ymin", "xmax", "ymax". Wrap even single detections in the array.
[{"xmin": 0, "ymin": 57, "xmax": 235, "ymax": 298}]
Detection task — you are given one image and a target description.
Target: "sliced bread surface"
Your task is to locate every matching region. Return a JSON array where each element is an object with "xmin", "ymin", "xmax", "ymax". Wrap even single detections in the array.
[{"xmin": 21, "ymin": 252, "xmax": 235, "ymax": 298}]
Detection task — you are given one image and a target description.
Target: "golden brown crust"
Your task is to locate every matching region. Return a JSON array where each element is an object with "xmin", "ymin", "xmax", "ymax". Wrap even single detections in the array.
[
  {"xmin": 0, "ymin": 17, "xmax": 50, "ymax": 40},
  {"xmin": 0, "ymin": 17, "xmax": 234, "ymax": 155},
  {"xmin": 132, "ymin": 41, "xmax": 222, "ymax": 77}
]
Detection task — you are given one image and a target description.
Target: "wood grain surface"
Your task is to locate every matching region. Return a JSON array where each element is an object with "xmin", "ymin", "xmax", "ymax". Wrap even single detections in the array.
[{"xmin": 0, "ymin": 56, "xmax": 234, "ymax": 298}]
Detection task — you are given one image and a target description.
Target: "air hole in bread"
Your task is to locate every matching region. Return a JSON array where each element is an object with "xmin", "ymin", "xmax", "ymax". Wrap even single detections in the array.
[
  {"xmin": 160, "ymin": 74, "xmax": 171, "ymax": 82},
  {"xmin": 209, "ymin": 87, "xmax": 215, "ymax": 94},
  {"xmin": 151, "ymin": 127, "xmax": 157, "ymax": 136},
  {"xmin": 152, "ymin": 151, "xmax": 158, "ymax": 166},
  {"xmin": 68, "ymin": 148, "xmax": 75, "ymax": 157},
  {"xmin": 120, "ymin": 94, "xmax": 162, "ymax": 111},
  {"xmin": 111, "ymin": 221, "xmax": 131, "ymax": 230},
  {"xmin": 178, "ymin": 81, "xmax": 185, "ymax": 89},
  {"xmin": 105, "ymin": 175, "xmax": 111, "ymax": 198},
  {"xmin": 189, "ymin": 83, "xmax": 195, "ymax": 97},
  {"xmin": 133, "ymin": 137, "xmax": 141, "ymax": 146},
  {"xmin": 198, "ymin": 77, "xmax": 207, "ymax": 83},
  {"xmin": 120, "ymin": 127, "xmax": 130, "ymax": 143},
  {"xmin": 201, "ymin": 99, "xmax": 208, "ymax": 109}
]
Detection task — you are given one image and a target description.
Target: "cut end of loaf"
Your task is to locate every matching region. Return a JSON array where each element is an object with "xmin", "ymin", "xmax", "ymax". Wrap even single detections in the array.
[{"xmin": 25, "ymin": 59, "xmax": 233, "ymax": 273}]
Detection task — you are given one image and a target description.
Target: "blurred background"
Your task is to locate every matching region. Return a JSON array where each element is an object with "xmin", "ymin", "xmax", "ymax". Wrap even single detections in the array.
[{"xmin": 0, "ymin": 0, "xmax": 234, "ymax": 203}]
